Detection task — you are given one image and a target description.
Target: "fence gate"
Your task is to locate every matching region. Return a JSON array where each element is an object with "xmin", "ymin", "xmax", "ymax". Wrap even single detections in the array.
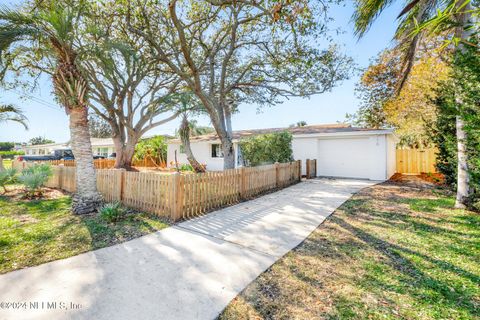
[{"xmin": 396, "ymin": 148, "xmax": 437, "ymax": 174}]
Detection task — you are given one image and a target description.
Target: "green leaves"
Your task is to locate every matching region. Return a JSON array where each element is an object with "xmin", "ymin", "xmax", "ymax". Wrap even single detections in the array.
[
  {"xmin": 0, "ymin": 168, "xmax": 17, "ymax": 192},
  {"xmin": 134, "ymin": 136, "xmax": 168, "ymax": 164},
  {"xmin": 353, "ymin": 0, "xmax": 396, "ymax": 37},
  {"xmin": 0, "ymin": 104, "xmax": 28, "ymax": 129},
  {"xmin": 434, "ymin": 38, "xmax": 480, "ymax": 210},
  {"xmin": 18, "ymin": 163, "xmax": 53, "ymax": 195},
  {"xmin": 239, "ymin": 131, "xmax": 294, "ymax": 167}
]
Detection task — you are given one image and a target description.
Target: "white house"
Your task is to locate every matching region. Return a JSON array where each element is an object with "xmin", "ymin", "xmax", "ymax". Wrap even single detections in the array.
[
  {"xmin": 167, "ymin": 124, "xmax": 397, "ymax": 180},
  {"xmin": 23, "ymin": 138, "xmax": 116, "ymax": 158}
]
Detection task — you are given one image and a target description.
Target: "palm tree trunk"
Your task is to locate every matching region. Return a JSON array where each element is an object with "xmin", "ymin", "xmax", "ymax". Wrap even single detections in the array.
[
  {"xmin": 454, "ymin": 2, "xmax": 473, "ymax": 208},
  {"xmin": 179, "ymin": 117, "xmax": 205, "ymax": 173},
  {"xmin": 69, "ymin": 107, "xmax": 102, "ymax": 214}
]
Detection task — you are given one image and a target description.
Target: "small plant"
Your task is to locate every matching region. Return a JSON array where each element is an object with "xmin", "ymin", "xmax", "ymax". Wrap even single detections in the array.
[
  {"xmin": 465, "ymin": 194, "xmax": 480, "ymax": 213},
  {"xmin": 0, "ymin": 168, "xmax": 17, "ymax": 193},
  {"xmin": 99, "ymin": 202, "xmax": 126, "ymax": 223},
  {"xmin": 179, "ymin": 163, "xmax": 194, "ymax": 172},
  {"xmin": 18, "ymin": 163, "xmax": 53, "ymax": 197}
]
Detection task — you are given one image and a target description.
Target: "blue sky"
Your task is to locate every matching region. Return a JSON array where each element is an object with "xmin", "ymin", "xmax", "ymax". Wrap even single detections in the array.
[{"xmin": 0, "ymin": 1, "xmax": 402, "ymax": 143}]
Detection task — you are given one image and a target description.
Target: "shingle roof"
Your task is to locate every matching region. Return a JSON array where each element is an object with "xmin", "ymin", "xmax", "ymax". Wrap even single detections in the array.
[{"xmin": 169, "ymin": 124, "xmax": 390, "ymax": 143}]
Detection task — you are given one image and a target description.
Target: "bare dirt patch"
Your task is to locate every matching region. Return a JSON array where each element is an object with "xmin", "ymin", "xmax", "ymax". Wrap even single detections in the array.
[{"xmin": 2, "ymin": 185, "xmax": 69, "ymax": 201}]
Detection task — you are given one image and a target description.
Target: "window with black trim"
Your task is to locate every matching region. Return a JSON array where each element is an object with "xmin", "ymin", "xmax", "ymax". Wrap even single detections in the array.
[{"xmin": 211, "ymin": 144, "xmax": 224, "ymax": 158}]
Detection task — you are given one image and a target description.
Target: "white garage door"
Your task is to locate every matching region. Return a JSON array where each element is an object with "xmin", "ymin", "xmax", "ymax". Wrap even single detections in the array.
[{"xmin": 317, "ymin": 137, "xmax": 372, "ymax": 179}]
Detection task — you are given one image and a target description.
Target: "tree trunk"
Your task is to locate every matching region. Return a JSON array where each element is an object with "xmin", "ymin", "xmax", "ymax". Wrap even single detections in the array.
[
  {"xmin": 220, "ymin": 109, "xmax": 235, "ymax": 170},
  {"xmin": 455, "ymin": 116, "xmax": 469, "ymax": 208},
  {"xmin": 0, "ymin": 155, "xmax": 4, "ymax": 172},
  {"xmin": 113, "ymin": 135, "xmax": 138, "ymax": 171},
  {"xmin": 179, "ymin": 117, "xmax": 205, "ymax": 173},
  {"xmin": 69, "ymin": 107, "xmax": 102, "ymax": 214},
  {"xmin": 221, "ymin": 135, "xmax": 235, "ymax": 170},
  {"xmin": 454, "ymin": 3, "xmax": 473, "ymax": 208}
]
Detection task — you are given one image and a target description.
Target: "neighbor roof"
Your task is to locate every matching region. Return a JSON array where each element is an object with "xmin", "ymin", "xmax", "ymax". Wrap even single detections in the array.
[{"xmin": 169, "ymin": 124, "xmax": 391, "ymax": 143}]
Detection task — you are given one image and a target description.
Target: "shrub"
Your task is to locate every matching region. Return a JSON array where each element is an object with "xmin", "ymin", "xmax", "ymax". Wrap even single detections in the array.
[
  {"xmin": 0, "ymin": 150, "xmax": 25, "ymax": 159},
  {"xmin": 18, "ymin": 163, "xmax": 53, "ymax": 196},
  {"xmin": 99, "ymin": 202, "xmax": 126, "ymax": 223},
  {"xmin": 0, "ymin": 168, "xmax": 17, "ymax": 193},
  {"xmin": 239, "ymin": 131, "xmax": 294, "ymax": 166},
  {"xmin": 179, "ymin": 163, "xmax": 193, "ymax": 172},
  {"xmin": 134, "ymin": 136, "xmax": 168, "ymax": 165},
  {"xmin": 433, "ymin": 38, "xmax": 480, "ymax": 211}
]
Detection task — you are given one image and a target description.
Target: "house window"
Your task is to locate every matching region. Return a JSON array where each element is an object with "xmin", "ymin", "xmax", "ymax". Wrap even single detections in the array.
[
  {"xmin": 96, "ymin": 147, "xmax": 109, "ymax": 157},
  {"xmin": 211, "ymin": 144, "xmax": 224, "ymax": 158},
  {"xmin": 179, "ymin": 145, "xmax": 186, "ymax": 154}
]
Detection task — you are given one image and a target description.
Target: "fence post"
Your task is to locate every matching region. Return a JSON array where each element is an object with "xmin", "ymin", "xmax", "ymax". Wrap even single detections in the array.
[
  {"xmin": 120, "ymin": 169, "xmax": 126, "ymax": 201},
  {"xmin": 58, "ymin": 166, "xmax": 63, "ymax": 189},
  {"xmin": 275, "ymin": 162, "xmax": 280, "ymax": 188},
  {"xmin": 297, "ymin": 160, "xmax": 302, "ymax": 182},
  {"xmin": 171, "ymin": 172, "xmax": 184, "ymax": 221},
  {"xmin": 306, "ymin": 159, "xmax": 310, "ymax": 179},
  {"xmin": 313, "ymin": 159, "xmax": 317, "ymax": 177},
  {"xmin": 240, "ymin": 167, "xmax": 246, "ymax": 199}
]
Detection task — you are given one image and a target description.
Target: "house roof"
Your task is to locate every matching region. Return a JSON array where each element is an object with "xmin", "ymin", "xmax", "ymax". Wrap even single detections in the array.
[
  {"xmin": 24, "ymin": 138, "xmax": 115, "ymax": 149},
  {"xmin": 169, "ymin": 124, "xmax": 392, "ymax": 143},
  {"xmin": 24, "ymin": 135, "xmax": 175, "ymax": 149}
]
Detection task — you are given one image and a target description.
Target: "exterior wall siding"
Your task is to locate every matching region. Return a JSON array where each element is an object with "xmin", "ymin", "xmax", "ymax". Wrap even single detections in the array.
[
  {"xmin": 292, "ymin": 137, "xmax": 318, "ymax": 176},
  {"xmin": 167, "ymin": 133, "xmax": 396, "ymax": 180}
]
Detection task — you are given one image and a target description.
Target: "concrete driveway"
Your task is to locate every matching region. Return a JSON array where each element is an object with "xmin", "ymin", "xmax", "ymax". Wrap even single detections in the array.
[{"xmin": 0, "ymin": 178, "xmax": 376, "ymax": 320}]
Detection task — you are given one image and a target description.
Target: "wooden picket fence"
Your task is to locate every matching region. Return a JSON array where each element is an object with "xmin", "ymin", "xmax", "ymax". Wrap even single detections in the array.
[
  {"xmin": 18, "ymin": 158, "xmax": 166, "ymax": 169},
  {"xmin": 305, "ymin": 159, "xmax": 317, "ymax": 179},
  {"xmin": 396, "ymin": 148, "xmax": 437, "ymax": 174},
  {"xmin": 16, "ymin": 160, "xmax": 301, "ymax": 221}
]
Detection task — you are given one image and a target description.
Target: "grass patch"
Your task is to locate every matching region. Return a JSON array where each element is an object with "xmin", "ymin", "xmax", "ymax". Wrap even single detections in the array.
[
  {"xmin": 219, "ymin": 177, "xmax": 480, "ymax": 320},
  {"xmin": 2, "ymin": 159, "xmax": 12, "ymax": 169},
  {"xmin": 0, "ymin": 193, "xmax": 169, "ymax": 274},
  {"xmin": 401, "ymin": 197, "xmax": 455, "ymax": 213}
]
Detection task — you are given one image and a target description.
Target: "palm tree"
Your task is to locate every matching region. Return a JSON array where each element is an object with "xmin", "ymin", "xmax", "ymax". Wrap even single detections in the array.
[
  {"xmin": 353, "ymin": 0, "xmax": 475, "ymax": 208},
  {"xmin": 0, "ymin": 104, "xmax": 28, "ymax": 129},
  {"xmin": 178, "ymin": 116, "xmax": 206, "ymax": 173},
  {"xmin": 0, "ymin": 2, "xmax": 101, "ymax": 213},
  {"xmin": 0, "ymin": 104, "xmax": 27, "ymax": 172},
  {"xmin": 173, "ymin": 93, "xmax": 207, "ymax": 173}
]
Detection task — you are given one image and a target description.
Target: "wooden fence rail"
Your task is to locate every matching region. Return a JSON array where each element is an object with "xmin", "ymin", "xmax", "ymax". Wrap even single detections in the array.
[
  {"xmin": 396, "ymin": 148, "xmax": 437, "ymax": 174},
  {"xmin": 14, "ymin": 160, "xmax": 302, "ymax": 221},
  {"xmin": 15, "ymin": 158, "xmax": 165, "ymax": 170}
]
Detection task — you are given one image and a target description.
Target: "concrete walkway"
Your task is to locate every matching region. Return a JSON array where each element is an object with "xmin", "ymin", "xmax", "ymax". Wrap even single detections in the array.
[{"xmin": 0, "ymin": 178, "xmax": 376, "ymax": 320}]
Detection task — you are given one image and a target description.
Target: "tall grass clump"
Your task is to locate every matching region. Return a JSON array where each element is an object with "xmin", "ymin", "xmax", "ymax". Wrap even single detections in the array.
[
  {"xmin": 0, "ymin": 168, "xmax": 17, "ymax": 193},
  {"xmin": 19, "ymin": 164, "xmax": 53, "ymax": 197},
  {"xmin": 99, "ymin": 202, "xmax": 126, "ymax": 223}
]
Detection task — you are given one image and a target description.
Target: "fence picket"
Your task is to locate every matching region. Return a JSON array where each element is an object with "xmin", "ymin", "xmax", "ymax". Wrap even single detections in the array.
[{"xmin": 13, "ymin": 160, "xmax": 301, "ymax": 221}]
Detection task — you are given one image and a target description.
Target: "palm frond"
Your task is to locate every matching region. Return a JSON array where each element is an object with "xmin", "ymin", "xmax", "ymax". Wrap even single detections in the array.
[
  {"xmin": 0, "ymin": 5, "xmax": 36, "ymax": 25},
  {"xmin": 393, "ymin": 0, "xmax": 432, "ymax": 93},
  {"xmin": 398, "ymin": 0, "xmax": 422, "ymax": 18},
  {"xmin": 0, "ymin": 104, "xmax": 28, "ymax": 129},
  {"xmin": 353, "ymin": 0, "xmax": 396, "ymax": 37}
]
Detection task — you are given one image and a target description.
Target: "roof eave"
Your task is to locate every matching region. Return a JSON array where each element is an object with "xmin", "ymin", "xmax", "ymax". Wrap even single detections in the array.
[{"xmin": 292, "ymin": 129, "xmax": 394, "ymax": 139}]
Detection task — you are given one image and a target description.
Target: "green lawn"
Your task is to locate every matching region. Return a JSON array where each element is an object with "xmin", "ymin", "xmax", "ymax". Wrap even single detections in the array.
[
  {"xmin": 220, "ymin": 177, "xmax": 480, "ymax": 320},
  {"xmin": 0, "ymin": 190, "xmax": 169, "ymax": 274},
  {"xmin": 2, "ymin": 159, "xmax": 12, "ymax": 169}
]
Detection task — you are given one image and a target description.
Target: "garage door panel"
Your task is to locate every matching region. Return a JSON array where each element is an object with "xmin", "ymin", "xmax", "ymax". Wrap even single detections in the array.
[{"xmin": 317, "ymin": 138, "xmax": 371, "ymax": 179}]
